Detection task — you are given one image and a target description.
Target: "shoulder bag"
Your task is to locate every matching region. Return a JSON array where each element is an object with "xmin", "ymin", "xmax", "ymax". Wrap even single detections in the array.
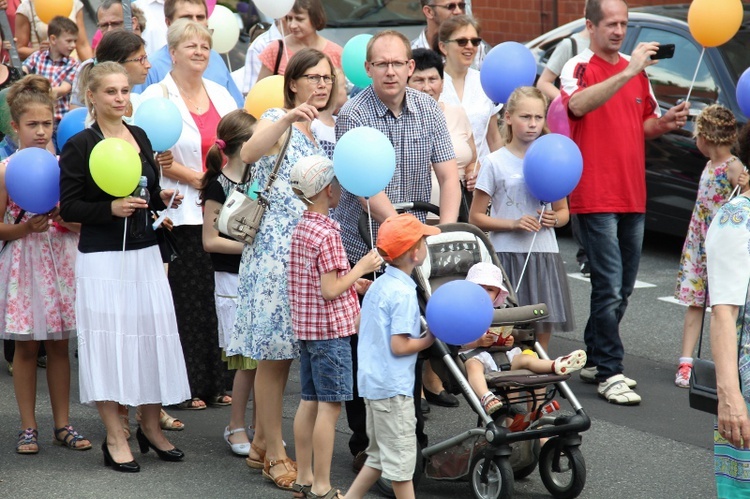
[
  {"xmin": 689, "ymin": 283, "xmax": 746, "ymax": 414},
  {"xmin": 214, "ymin": 126, "xmax": 292, "ymax": 245}
]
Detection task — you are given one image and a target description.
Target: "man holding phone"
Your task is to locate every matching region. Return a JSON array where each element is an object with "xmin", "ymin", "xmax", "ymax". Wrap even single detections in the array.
[{"xmin": 559, "ymin": 0, "xmax": 689, "ymax": 405}]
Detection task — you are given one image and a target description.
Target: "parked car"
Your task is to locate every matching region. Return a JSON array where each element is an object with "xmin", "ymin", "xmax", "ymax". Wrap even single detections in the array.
[{"xmin": 526, "ymin": 4, "xmax": 750, "ymax": 237}]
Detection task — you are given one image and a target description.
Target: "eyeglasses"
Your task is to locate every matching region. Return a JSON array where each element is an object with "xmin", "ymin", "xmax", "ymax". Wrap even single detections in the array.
[
  {"xmin": 301, "ymin": 74, "xmax": 335, "ymax": 85},
  {"xmin": 97, "ymin": 20, "xmax": 124, "ymax": 30},
  {"xmin": 429, "ymin": 2, "xmax": 466, "ymax": 11},
  {"xmin": 369, "ymin": 60, "xmax": 409, "ymax": 71},
  {"xmin": 122, "ymin": 54, "xmax": 149, "ymax": 66},
  {"xmin": 445, "ymin": 37, "xmax": 482, "ymax": 47}
]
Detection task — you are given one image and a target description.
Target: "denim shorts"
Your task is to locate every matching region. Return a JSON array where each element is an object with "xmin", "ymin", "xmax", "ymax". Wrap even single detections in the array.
[{"xmin": 299, "ymin": 337, "xmax": 353, "ymax": 403}]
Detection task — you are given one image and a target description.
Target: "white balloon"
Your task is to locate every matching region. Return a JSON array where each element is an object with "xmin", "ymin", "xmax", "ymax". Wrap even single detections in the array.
[
  {"xmin": 254, "ymin": 0, "xmax": 295, "ymax": 20},
  {"xmin": 208, "ymin": 5, "xmax": 240, "ymax": 54}
]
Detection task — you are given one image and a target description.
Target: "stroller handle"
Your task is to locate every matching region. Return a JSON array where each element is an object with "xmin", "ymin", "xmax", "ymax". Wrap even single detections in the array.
[{"xmin": 358, "ymin": 201, "xmax": 440, "ymax": 248}]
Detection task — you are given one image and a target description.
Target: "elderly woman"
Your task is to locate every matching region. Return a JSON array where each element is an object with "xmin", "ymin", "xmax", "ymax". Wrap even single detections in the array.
[
  {"xmin": 229, "ymin": 48, "xmax": 334, "ymax": 491},
  {"xmin": 15, "ymin": 0, "xmax": 92, "ymax": 60},
  {"xmin": 60, "ymin": 61, "xmax": 188, "ymax": 472},
  {"xmin": 436, "ymin": 15, "xmax": 502, "ymax": 162},
  {"xmin": 141, "ymin": 19, "xmax": 237, "ymax": 410},
  {"xmin": 706, "ymin": 126, "xmax": 750, "ymax": 498},
  {"xmin": 255, "ymin": 0, "xmax": 342, "ymax": 83}
]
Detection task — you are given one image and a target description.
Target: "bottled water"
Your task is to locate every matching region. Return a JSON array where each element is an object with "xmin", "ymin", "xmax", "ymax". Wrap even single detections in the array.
[{"xmin": 129, "ymin": 176, "xmax": 150, "ymax": 239}]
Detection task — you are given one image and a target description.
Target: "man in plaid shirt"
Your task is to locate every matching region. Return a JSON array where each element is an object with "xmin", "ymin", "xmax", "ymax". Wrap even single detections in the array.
[
  {"xmin": 22, "ymin": 16, "xmax": 80, "ymax": 130},
  {"xmin": 288, "ymin": 155, "xmax": 382, "ymax": 498},
  {"xmin": 332, "ymin": 29, "xmax": 461, "ymax": 473}
]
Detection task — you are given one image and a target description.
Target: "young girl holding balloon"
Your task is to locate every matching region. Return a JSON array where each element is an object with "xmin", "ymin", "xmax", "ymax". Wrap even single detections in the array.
[
  {"xmin": 674, "ymin": 104, "xmax": 748, "ymax": 388},
  {"xmin": 469, "ymin": 86, "xmax": 575, "ymax": 351},
  {"xmin": 199, "ymin": 109, "xmax": 258, "ymax": 456},
  {"xmin": 0, "ymin": 74, "xmax": 91, "ymax": 454}
]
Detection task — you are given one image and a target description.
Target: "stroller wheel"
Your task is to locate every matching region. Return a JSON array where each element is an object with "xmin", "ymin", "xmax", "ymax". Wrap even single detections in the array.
[
  {"xmin": 538, "ymin": 438, "xmax": 586, "ymax": 499},
  {"xmin": 469, "ymin": 454, "xmax": 513, "ymax": 499}
]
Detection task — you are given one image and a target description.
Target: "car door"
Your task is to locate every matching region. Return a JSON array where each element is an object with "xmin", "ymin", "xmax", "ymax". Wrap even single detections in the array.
[{"xmin": 622, "ymin": 24, "xmax": 723, "ymax": 236}]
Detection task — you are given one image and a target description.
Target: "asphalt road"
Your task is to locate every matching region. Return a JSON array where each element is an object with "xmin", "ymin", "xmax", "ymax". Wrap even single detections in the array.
[{"xmin": 0, "ymin": 230, "xmax": 716, "ymax": 499}]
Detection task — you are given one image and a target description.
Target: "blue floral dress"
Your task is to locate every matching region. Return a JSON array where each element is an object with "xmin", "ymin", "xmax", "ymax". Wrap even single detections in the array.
[
  {"xmin": 228, "ymin": 108, "xmax": 324, "ymax": 360},
  {"xmin": 705, "ymin": 195, "xmax": 750, "ymax": 497},
  {"xmin": 675, "ymin": 157, "xmax": 736, "ymax": 307}
]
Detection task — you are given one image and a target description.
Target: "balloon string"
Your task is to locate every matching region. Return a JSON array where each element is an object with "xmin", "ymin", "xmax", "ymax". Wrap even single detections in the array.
[
  {"xmin": 226, "ymin": 53, "xmax": 232, "ymax": 73},
  {"xmin": 685, "ymin": 47, "xmax": 705, "ymax": 105},
  {"xmin": 514, "ymin": 204, "xmax": 545, "ymax": 295},
  {"xmin": 366, "ymin": 197, "xmax": 378, "ymax": 281},
  {"xmin": 46, "ymin": 230, "xmax": 65, "ymax": 330},
  {"xmin": 119, "ymin": 217, "xmax": 127, "ymax": 335}
]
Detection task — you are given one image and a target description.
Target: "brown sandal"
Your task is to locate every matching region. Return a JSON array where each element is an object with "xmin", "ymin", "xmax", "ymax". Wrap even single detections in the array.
[
  {"xmin": 246, "ymin": 443, "xmax": 266, "ymax": 469},
  {"xmin": 262, "ymin": 457, "xmax": 297, "ymax": 490}
]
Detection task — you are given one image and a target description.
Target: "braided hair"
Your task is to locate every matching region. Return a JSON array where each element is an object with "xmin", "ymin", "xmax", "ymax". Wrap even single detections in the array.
[{"xmin": 693, "ymin": 104, "xmax": 737, "ymax": 146}]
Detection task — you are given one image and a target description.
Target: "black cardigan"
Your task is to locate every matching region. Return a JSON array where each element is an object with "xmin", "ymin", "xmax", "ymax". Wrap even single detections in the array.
[{"xmin": 59, "ymin": 123, "xmax": 168, "ymax": 253}]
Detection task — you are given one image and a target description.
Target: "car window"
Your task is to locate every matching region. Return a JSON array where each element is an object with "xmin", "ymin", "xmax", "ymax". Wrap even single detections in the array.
[
  {"xmin": 631, "ymin": 27, "xmax": 718, "ymax": 110},
  {"xmin": 324, "ymin": 0, "xmax": 424, "ymax": 27},
  {"xmin": 719, "ymin": 26, "xmax": 750, "ymax": 82}
]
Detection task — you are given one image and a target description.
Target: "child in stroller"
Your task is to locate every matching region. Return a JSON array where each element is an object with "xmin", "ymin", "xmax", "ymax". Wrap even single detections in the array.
[{"xmin": 461, "ymin": 262, "xmax": 587, "ymax": 418}]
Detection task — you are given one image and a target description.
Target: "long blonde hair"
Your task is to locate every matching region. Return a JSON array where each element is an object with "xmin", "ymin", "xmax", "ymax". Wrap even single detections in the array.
[{"xmin": 500, "ymin": 86, "xmax": 549, "ymax": 144}]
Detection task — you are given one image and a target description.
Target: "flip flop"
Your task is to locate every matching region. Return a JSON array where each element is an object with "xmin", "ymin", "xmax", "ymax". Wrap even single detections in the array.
[{"xmin": 176, "ymin": 397, "xmax": 207, "ymax": 410}]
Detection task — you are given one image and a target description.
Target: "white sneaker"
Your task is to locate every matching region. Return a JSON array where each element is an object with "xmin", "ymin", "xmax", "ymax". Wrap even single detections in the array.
[
  {"xmin": 553, "ymin": 350, "xmax": 587, "ymax": 375},
  {"xmin": 598, "ymin": 375, "xmax": 641, "ymax": 405},
  {"xmin": 580, "ymin": 366, "xmax": 637, "ymax": 389}
]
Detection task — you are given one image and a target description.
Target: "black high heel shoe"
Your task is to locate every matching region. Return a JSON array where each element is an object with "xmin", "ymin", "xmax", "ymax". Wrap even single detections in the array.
[
  {"xmin": 102, "ymin": 441, "xmax": 140, "ymax": 473},
  {"xmin": 136, "ymin": 426, "xmax": 184, "ymax": 461}
]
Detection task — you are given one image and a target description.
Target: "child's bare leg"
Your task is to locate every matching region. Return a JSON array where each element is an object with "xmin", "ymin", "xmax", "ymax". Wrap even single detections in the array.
[
  {"xmin": 511, "ymin": 349, "xmax": 587, "ymax": 376},
  {"xmin": 466, "ymin": 358, "xmax": 490, "ymax": 398},
  {"xmin": 392, "ymin": 480, "xmax": 416, "ymax": 499},
  {"xmin": 344, "ymin": 465, "xmax": 381, "ymax": 499},
  {"xmin": 510, "ymin": 354, "xmax": 554, "ymax": 373},
  {"xmin": 14, "ymin": 340, "xmax": 40, "ymax": 432},
  {"xmin": 293, "ymin": 399, "xmax": 318, "ymax": 487},
  {"xmin": 310, "ymin": 401, "xmax": 342, "ymax": 496}
]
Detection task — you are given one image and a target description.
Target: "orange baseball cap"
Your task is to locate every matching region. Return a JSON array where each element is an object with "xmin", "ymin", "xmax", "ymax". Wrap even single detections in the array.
[{"xmin": 377, "ymin": 213, "xmax": 441, "ymax": 260}]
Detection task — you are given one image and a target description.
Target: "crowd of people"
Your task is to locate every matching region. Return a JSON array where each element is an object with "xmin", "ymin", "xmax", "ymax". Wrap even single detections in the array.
[{"xmin": 0, "ymin": 0, "xmax": 749, "ymax": 496}]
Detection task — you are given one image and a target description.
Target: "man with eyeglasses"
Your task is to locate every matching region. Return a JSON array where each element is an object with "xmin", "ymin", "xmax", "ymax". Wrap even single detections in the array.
[
  {"xmin": 410, "ymin": 0, "xmax": 488, "ymax": 69},
  {"xmin": 132, "ymin": 0, "xmax": 243, "ymax": 107},
  {"xmin": 333, "ymin": 30, "xmax": 460, "ymax": 478}
]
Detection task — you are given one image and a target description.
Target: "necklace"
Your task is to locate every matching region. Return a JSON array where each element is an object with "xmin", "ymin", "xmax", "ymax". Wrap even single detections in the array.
[{"xmin": 176, "ymin": 82, "xmax": 206, "ymax": 114}]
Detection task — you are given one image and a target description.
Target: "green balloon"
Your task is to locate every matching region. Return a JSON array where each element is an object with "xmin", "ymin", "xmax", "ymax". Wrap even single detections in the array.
[
  {"xmin": 342, "ymin": 34, "xmax": 373, "ymax": 89},
  {"xmin": 0, "ymin": 88, "xmax": 14, "ymax": 139},
  {"xmin": 90, "ymin": 138, "xmax": 141, "ymax": 197}
]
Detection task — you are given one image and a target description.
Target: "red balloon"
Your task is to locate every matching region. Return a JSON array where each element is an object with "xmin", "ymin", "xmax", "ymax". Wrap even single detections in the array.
[{"xmin": 547, "ymin": 95, "xmax": 570, "ymax": 138}]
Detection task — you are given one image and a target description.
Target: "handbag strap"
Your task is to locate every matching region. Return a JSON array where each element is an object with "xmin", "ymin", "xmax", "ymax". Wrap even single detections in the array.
[
  {"xmin": 273, "ymin": 39, "xmax": 283, "ymax": 75},
  {"xmin": 0, "ymin": 209, "xmax": 28, "ymax": 254},
  {"xmin": 259, "ymin": 126, "xmax": 292, "ymax": 196}
]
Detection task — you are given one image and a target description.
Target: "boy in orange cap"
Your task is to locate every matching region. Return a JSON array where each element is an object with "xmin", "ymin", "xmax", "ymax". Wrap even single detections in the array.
[{"xmin": 344, "ymin": 214, "xmax": 440, "ymax": 499}]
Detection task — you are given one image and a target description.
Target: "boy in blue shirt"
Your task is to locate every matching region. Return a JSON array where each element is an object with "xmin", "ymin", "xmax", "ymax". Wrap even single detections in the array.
[{"xmin": 344, "ymin": 214, "xmax": 439, "ymax": 499}]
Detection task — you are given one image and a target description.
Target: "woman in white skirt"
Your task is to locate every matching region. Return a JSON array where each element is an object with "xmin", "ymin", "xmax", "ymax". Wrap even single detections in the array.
[{"xmin": 59, "ymin": 61, "xmax": 190, "ymax": 472}]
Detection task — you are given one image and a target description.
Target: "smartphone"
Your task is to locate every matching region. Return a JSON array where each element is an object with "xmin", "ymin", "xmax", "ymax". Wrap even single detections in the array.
[{"xmin": 651, "ymin": 44, "xmax": 675, "ymax": 60}]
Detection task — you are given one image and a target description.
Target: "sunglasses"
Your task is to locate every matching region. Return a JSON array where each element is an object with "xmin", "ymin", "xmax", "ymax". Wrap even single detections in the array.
[
  {"xmin": 429, "ymin": 2, "xmax": 467, "ymax": 11},
  {"xmin": 446, "ymin": 37, "xmax": 482, "ymax": 48}
]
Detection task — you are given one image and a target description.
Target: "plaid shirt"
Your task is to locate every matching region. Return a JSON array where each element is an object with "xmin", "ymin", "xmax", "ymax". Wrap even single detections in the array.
[
  {"xmin": 289, "ymin": 211, "xmax": 359, "ymax": 341},
  {"xmin": 332, "ymin": 86, "xmax": 455, "ymax": 264},
  {"xmin": 23, "ymin": 50, "xmax": 79, "ymax": 123}
]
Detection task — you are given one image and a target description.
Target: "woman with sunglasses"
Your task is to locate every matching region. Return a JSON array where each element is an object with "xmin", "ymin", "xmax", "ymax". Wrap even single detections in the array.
[{"xmin": 436, "ymin": 15, "xmax": 502, "ymax": 168}]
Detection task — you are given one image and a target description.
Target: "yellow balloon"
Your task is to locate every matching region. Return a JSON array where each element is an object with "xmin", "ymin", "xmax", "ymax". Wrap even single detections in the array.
[
  {"xmin": 688, "ymin": 0, "xmax": 743, "ymax": 47},
  {"xmin": 244, "ymin": 75, "xmax": 285, "ymax": 119},
  {"xmin": 90, "ymin": 138, "xmax": 142, "ymax": 197},
  {"xmin": 35, "ymin": 0, "xmax": 74, "ymax": 24}
]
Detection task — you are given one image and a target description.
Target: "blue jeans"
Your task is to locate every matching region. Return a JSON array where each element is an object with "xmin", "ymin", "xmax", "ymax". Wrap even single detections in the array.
[
  {"xmin": 299, "ymin": 337, "xmax": 353, "ymax": 403},
  {"xmin": 577, "ymin": 213, "xmax": 644, "ymax": 381}
]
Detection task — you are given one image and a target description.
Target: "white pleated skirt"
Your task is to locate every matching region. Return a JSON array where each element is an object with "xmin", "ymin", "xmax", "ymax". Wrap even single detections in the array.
[
  {"xmin": 75, "ymin": 246, "xmax": 191, "ymax": 407},
  {"xmin": 214, "ymin": 271, "xmax": 239, "ymax": 350}
]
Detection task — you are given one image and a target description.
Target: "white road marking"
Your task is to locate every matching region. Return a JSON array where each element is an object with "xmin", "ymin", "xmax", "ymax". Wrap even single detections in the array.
[{"xmin": 567, "ymin": 273, "xmax": 657, "ymax": 288}]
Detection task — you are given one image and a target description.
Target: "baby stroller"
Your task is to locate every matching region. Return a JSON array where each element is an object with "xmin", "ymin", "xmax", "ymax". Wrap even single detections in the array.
[{"xmin": 361, "ymin": 209, "xmax": 590, "ymax": 499}]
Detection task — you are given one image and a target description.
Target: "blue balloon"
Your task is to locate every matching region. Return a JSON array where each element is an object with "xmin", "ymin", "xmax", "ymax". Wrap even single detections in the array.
[
  {"xmin": 737, "ymin": 67, "xmax": 750, "ymax": 119},
  {"xmin": 333, "ymin": 127, "xmax": 396, "ymax": 198},
  {"xmin": 426, "ymin": 280, "xmax": 494, "ymax": 345},
  {"xmin": 480, "ymin": 42, "xmax": 537, "ymax": 104},
  {"xmin": 5, "ymin": 148, "xmax": 60, "ymax": 214},
  {"xmin": 133, "ymin": 97, "xmax": 183, "ymax": 151},
  {"xmin": 56, "ymin": 107, "xmax": 88, "ymax": 151},
  {"xmin": 523, "ymin": 133, "xmax": 583, "ymax": 203}
]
